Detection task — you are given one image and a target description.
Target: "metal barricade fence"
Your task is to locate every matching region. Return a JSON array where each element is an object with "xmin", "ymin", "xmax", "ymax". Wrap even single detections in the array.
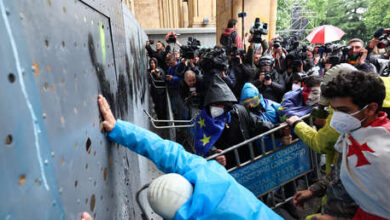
[{"xmin": 206, "ymin": 114, "xmax": 322, "ymax": 209}]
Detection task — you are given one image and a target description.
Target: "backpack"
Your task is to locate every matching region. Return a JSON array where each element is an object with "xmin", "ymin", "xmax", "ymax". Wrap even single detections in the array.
[{"xmin": 220, "ymin": 31, "xmax": 237, "ymax": 50}]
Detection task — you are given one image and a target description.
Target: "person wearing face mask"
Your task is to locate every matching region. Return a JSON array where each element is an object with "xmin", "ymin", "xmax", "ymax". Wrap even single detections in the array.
[
  {"xmin": 96, "ymin": 94, "xmax": 282, "ymax": 220},
  {"xmin": 194, "ymin": 75, "xmax": 274, "ymax": 169},
  {"xmin": 291, "ymin": 70, "xmax": 390, "ymax": 220},
  {"xmin": 278, "ymin": 75, "xmax": 322, "ymax": 122},
  {"xmin": 321, "ymin": 70, "xmax": 390, "ymax": 219}
]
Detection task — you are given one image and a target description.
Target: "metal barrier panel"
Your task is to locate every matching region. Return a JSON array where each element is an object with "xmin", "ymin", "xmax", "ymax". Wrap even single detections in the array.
[
  {"xmin": 0, "ymin": 1, "xmax": 149, "ymax": 219},
  {"xmin": 230, "ymin": 140, "xmax": 312, "ymax": 196}
]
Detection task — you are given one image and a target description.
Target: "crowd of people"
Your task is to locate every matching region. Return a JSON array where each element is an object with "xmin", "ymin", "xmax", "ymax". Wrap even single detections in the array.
[{"xmin": 141, "ymin": 19, "xmax": 390, "ymax": 219}]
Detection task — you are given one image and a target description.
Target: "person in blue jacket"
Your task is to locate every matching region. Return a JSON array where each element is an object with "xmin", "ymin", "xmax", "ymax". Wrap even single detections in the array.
[
  {"xmin": 278, "ymin": 75, "xmax": 322, "ymax": 122},
  {"xmin": 97, "ymin": 94, "xmax": 282, "ymax": 220}
]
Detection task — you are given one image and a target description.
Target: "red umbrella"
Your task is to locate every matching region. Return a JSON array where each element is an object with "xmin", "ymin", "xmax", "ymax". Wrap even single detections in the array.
[{"xmin": 306, "ymin": 25, "xmax": 345, "ymax": 44}]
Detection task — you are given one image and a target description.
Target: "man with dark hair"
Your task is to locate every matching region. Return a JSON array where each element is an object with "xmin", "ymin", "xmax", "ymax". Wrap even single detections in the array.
[
  {"xmin": 252, "ymin": 54, "xmax": 286, "ymax": 103},
  {"xmin": 293, "ymin": 71, "xmax": 390, "ymax": 219},
  {"xmin": 220, "ymin": 18, "xmax": 243, "ymax": 49},
  {"xmin": 346, "ymin": 38, "xmax": 374, "ymax": 72},
  {"xmin": 146, "ymin": 40, "xmax": 169, "ymax": 71}
]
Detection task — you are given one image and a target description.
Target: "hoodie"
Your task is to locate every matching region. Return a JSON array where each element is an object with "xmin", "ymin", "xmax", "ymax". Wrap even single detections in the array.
[{"xmin": 221, "ymin": 28, "xmax": 243, "ymax": 49}]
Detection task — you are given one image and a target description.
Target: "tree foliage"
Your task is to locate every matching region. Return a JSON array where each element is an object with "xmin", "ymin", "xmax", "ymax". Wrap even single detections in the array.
[{"xmin": 276, "ymin": 0, "xmax": 390, "ymax": 42}]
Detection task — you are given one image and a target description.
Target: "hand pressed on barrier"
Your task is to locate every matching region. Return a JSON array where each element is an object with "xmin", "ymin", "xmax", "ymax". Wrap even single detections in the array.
[{"xmin": 97, "ymin": 94, "xmax": 116, "ymax": 132}]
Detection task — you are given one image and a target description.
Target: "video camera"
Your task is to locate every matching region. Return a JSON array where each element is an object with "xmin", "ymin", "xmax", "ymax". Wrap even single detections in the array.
[
  {"xmin": 166, "ymin": 31, "xmax": 177, "ymax": 44},
  {"xmin": 229, "ymin": 45, "xmax": 245, "ymax": 66},
  {"xmin": 199, "ymin": 46, "xmax": 228, "ymax": 72},
  {"xmin": 318, "ymin": 44, "xmax": 352, "ymax": 65},
  {"xmin": 289, "ymin": 44, "xmax": 308, "ymax": 69},
  {"xmin": 249, "ymin": 18, "xmax": 268, "ymax": 43},
  {"xmin": 180, "ymin": 37, "xmax": 200, "ymax": 59},
  {"xmin": 376, "ymin": 29, "xmax": 390, "ymax": 49}
]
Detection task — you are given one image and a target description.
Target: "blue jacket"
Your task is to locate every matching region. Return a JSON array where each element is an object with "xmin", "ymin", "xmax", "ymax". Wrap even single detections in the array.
[
  {"xmin": 108, "ymin": 120, "xmax": 282, "ymax": 220},
  {"xmin": 278, "ymin": 88, "xmax": 313, "ymax": 121}
]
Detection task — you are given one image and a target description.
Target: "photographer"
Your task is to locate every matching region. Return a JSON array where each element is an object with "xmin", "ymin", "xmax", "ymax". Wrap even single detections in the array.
[
  {"xmin": 346, "ymin": 38, "xmax": 374, "ymax": 72},
  {"xmin": 252, "ymin": 55, "xmax": 286, "ymax": 102},
  {"xmin": 148, "ymin": 58, "xmax": 167, "ymax": 120},
  {"xmin": 146, "ymin": 40, "xmax": 169, "ymax": 71},
  {"xmin": 179, "ymin": 70, "xmax": 205, "ymax": 109}
]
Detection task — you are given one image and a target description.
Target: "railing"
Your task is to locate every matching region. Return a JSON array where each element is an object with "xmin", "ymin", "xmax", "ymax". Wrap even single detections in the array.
[{"xmin": 206, "ymin": 114, "xmax": 321, "ymax": 209}]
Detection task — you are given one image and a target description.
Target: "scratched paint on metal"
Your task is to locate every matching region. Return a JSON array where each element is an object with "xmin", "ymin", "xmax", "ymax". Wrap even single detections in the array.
[{"xmin": 0, "ymin": 0, "xmax": 149, "ymax": 219}]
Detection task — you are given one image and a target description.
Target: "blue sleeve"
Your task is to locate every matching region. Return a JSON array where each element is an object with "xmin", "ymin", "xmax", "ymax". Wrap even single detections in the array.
[{"xmin": 108, "ymin": 120, "xmax": 207, "ymax": 175}]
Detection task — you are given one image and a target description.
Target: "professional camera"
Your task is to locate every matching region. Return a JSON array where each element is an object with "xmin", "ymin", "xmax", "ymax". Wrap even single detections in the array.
[
  {"xmin": 289, "ymin": 44, "xmax": 308, "ymax": 69},
  {"xmin": 166, "ymin": 31, "xmax": 177, "ymax": 44},
  {"xmin": 273, "ymin": 39, "xmax": 281, "ymax": 49},
  {"xmin": 180, "ymin": 37, "xmax": 200, "ymax": 59},
  {"xmin": 229, "ymin": 45, "xmax": 245, "ymax": 66},
  {"xmin": 149, "ymin": 39, "xmax": 154, "ymax": 45},
  {"xmin": 377, "ymin": 29, "xmax": 390, "ymax": 49},
  {"xmin": 199, "ymin": 46, "xmax": 228, "ymax": 72},
  {"xmin": 249, "ymin": 18, "xmax": 268, "ymax": 43},
  {"xmin": 318, "ymin": 44, "xmax": 351, "ymax": 65}
]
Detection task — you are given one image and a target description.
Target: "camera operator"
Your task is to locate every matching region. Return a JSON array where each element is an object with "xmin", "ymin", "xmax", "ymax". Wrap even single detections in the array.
[
  {"xmin": 346, "ymin": 38, "xmax": 374, "ymax": 72},
  {"xmin": 266, "ymin": 38, "xmax": 288, "ymax": 74},
  {"xmin": 148, "ymin": 58, "xmax": 167, "ymax": 121},
  {"xmin": 366, "ymin": 28, "xmax": 390, "ymax": 76},
  {"xmin": 179, "ymin": 70, "xmax": 205, "ymax": 109},
  {"xmin": 146, "ymin": 40, "xmax": 169, "ymax": 72},
  {"xmin": 252, "ymin": 55, "xmax": 286, "ymax": 102}
]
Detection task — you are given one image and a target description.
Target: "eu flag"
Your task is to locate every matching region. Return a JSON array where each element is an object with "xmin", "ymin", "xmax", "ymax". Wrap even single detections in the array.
[{"xmin": 194, "ymin": 109, "xmax": 231, "ymax": 156}]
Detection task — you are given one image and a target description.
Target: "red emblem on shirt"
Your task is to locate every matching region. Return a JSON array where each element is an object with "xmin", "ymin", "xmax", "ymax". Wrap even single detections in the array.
[{"xmin": 347, "ymin": 136, "xmax": 375, "ymax": 167}]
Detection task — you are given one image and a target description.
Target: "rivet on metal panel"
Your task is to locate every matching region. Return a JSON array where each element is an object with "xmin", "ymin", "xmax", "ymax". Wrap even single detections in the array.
[
  {"xmin": 74, "ymin": 180, "xmax": 78, "ymax": 187},
  {"xmin": 5, "ymin": 134, "xmax": 13, "ymax": 146},
  {"xmin": 18, "ymin": 174, "xmax": 26, "ymax": 186},
  {"xmin": 5, "ymin": 8, "xmax": 10, "ymax": 16},
  {"xmin": 74, "ymin": 107, "xmax": 78, "ymax": 114},
  {"xmin": 45, "ymin": 40, "xmax": 49, "ymax": 48},
  {"xmin": 46, "ymin": 0, "xmax": 51, "ymax": 7},
  {"xmin": 86, "ymin": 138, "xmax": 92, "ymax": 154},
  {"xmin": 62, "ymin": 7, "xmax": 66, "ymax": 14},
  {"xmin": 90, "ymin": 194, "xmax": 96, "ymax": 211},
  {"xmin": 93, "ymin": 181, "xmax": 96, "ymax": 186},
  {"xmin": 85, "ymin": 198, "xmax": 88, "ymax": 204},
  {"xmin": 19, "ymin": 11, "xmax": 24, "ymax": 20},
  {"xmin": 49, "ymin": 85, "xmax": 54, "ymax": 93},
  {"xmin": 74, "ymin": 41, "xmax": 77, "ymax": 47},
  {"xmin": 8, "ymin": 73, "xmax": 15, "ymax": 83},
  {"xmin": 43, "ymin": 82, "xmax": 49, "ymax": 91},
  {"xmin": 32, "ymin": 62, "xmax": 40, "ymax": 76},
  {"xmin": 85, "ymin": 163, "xmax": 88, "ymax": 170},
  {"xmin": 34, "ymin": 178, "xmax": 41, "ymax": 186},
  {"xmin": 103, "ymin": 168, "xmax": 107, "ymax": 181},
  {"xmin": 42, "ymin": 112, "xmax": 47, "ymax": 119},
  {"xmin": 91, "ymin": 19, "xmax": 94, "ymax": 25},
  {"xmin": 60, "ymin": 116, "xmax": 65, "ymax": 124},
  {"xmin": 61, "ymin": 157, "xmax": 65, "ymax": 166},
  {"xmin": 83, "ymin": 16, "xmax": 87, "ymax": 23},
  {"xmin": 46, "ymin": 65, "xmax": 51, "ymax": 71},
  {"xmin": 51, "ymin": 151, "xmax": 55, "ymax": 157},
  {"xmin": 74, "ymin": 13, "xmax": 78, "ymax": 19},
  {"xmin": 61, "ymin": 41, "xmax": 65, "ymax": 47}
]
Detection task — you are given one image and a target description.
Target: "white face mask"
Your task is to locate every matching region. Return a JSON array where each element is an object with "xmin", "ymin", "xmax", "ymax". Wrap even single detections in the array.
[
  {"xmin": 304, "ymin": 87, "xmax": 321, "ymax": 106},
  {"xmin": 292, "ymin": 83, "xmax": 301, "ymax": 91},
  {"xmin": 330, "ymin": 105, "xmax": 367, "ymax": 134},
  {"xmin": 210, "ymin": 106, "xmax": 225, "ymax": 118}
]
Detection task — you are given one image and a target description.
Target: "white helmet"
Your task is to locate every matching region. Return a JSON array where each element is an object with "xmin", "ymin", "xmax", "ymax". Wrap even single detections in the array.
[
  {"xmin": 319, "ymin": 63, "xmax": 357, "ymax": 106},
  {"xmin": 147, "ymin": 173, "xmax": 193, "ymax": 219}
]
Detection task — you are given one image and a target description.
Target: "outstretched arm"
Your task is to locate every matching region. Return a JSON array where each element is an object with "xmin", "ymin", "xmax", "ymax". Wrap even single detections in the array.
[{"xmin": 98, "ymin": 95, "xmax": 211, "ymax": 175}]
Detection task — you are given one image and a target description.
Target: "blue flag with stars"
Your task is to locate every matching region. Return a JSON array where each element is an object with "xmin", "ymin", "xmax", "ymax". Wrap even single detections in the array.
[{"xmin": 194, "ymin": 109, "xmax": 231, "ymax": 157}]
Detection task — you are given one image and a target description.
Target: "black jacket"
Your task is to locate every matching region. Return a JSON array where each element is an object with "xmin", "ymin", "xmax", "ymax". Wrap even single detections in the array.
[
  {"xmin": 253, "ymin": 69, "xmax": 286, "ymax": 103},
  {"xmin": 145, "ymin": 44, "xmax": 169, "ymax": 71},
  {"xmin": 204, "ymin": 75, "xmax": 274, "ymax": 169}
]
